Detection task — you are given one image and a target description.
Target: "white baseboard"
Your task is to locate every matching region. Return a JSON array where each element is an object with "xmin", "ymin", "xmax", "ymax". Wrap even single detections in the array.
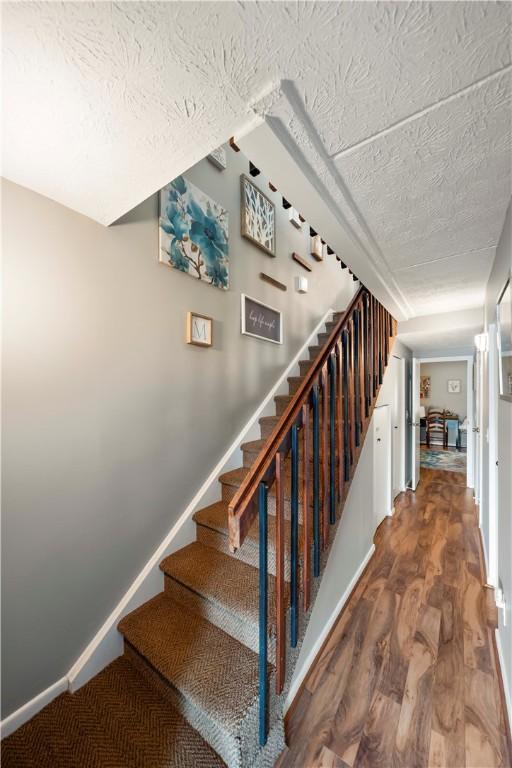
[
  {"xmin": 66, "ymin": 306, "xmax": 336, "ymax": 694},
  {"xmin": 495, "ymin": 629, "xmax": 512, "ymax": 736},
  {"xmin": 1, "ymin": 677, "xmax": 68, "ymax": 740},
  {"xmin": 284, "ymin": 543, "xmax": 375, "ymax": 712}
]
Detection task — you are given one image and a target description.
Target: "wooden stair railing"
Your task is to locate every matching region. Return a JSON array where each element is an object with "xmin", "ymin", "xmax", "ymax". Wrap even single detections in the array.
[{"xmin": 228, "ymin": 285, "xmax": 397, "ymax": 746}]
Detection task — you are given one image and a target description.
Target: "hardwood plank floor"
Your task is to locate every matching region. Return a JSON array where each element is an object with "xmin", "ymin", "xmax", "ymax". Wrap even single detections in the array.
[{"xmin": 280, "ymin": 470, "xmax": 512, "ymax": 768}]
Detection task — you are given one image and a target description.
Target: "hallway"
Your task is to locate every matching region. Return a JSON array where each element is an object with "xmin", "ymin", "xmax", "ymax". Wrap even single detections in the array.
[{"xmin": 281, "ymin": 470, "xmax": 511, "ymax": 768}]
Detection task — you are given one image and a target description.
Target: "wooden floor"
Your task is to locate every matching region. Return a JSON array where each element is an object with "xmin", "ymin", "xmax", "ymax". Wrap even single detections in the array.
[{"xmin": 280, "ymin": 469, "xmax": 511, "ymax": 768}]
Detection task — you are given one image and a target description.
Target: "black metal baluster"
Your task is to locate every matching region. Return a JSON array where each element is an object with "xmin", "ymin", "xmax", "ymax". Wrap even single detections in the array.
[
  {"xmin": 342, "ymin": 330, "xmax": 350, "ymax": 482},
  {"xmin": 312, "ymin": 385, "xmax": 320, "ymax": 578},
  {"xmin": 328, "ymin": 354, "xmax": 336, "ymax": 524},
  {"xmin": 372, "ymin": 297, "xmax": 377, "ymax": 398},
  {"xmin": 354, "ymin": 310, "xmax": 361, "ymax": 447},
  {"xmin": 364, "ymin": 295, "xmax": 370, "ymax": 418},
  {"xmin": 378, "ymin": 303, "xmax": 383, "ymax": 385},
  {"xmin": 290, "ymin": 423, "xmax": 299, "ymax": 648},
  {"xmin": 258, "ymin": 481, "xmax": 268, "ymax": 746},
  {"xmin": 385, "ymin": 310, "xmax": 389, "ymax": 366}
]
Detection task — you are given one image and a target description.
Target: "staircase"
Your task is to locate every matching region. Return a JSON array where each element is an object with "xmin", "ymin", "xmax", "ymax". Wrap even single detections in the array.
[{"xmin": 2, "ymin": 288, "xmax": 396, "ymax": 768}]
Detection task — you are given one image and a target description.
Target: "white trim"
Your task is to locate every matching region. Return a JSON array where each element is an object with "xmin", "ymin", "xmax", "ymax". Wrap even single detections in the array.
[
  {"xmin": 419, "ymin": 356, "xmax": 471, "ymax": 363},
  {"xmin": 480, "ymin": 525, "xmax": 490, "ymax": 584},
  {"xmin": 411, "ymin": 358, "xmax": 421, "ymax": 490},
  {"xmin": 487, "ymin": 324, "xmax": 499, "ymax": 589},
  {"xmin": 373, "ymin": 404, "xmax": 392, "ymax": 529},
  {"xmin": 495, "ymin": 630, "xmax": 512, "ymax": 736},
  {"xmin": 284, "ymin": 544, "xmax": 375, "ymax": 713},
  {"xmin": 0, "ymin": 677, "xmax": 68, "ymax": 739},
  {"xmin": 392, "ymin": 356, "xmax": 407, "ymax": 495},
  {"xmin": 66, "ymin": 307, "xmax": 335, "ymax": 694},
  {"xmin": 400, "ymin": 357, "xmax": 407, "ymax": 492}
]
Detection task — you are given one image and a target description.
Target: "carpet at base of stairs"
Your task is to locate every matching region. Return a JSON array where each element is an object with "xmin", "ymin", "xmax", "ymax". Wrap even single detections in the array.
[
  {"xmin": 118, "ymin": 593, "xmax": 281, "ymax": 768},
  {"xmin": 0, "ymin": 655, "xmax": 226, "ymax": 768}
]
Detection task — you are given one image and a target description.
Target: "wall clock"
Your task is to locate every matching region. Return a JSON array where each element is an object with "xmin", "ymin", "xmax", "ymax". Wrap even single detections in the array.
[{"xmin": 186, "ymin": 312, "xmax": 213, "ymax": 347}]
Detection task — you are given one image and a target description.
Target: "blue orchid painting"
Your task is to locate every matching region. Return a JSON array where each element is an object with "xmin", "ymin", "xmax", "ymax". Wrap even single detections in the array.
[{"xmin": 159, "ymin": 175, "xmax": 229, "ymax": 290}]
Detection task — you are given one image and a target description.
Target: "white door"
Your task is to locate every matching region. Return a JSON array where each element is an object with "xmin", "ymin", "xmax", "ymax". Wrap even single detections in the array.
[
  {"xmin": 473, "ymin": 351, "xmax": 481, "ymax": 506},
  {"xmin": 488, "ymin": 324, "xmax": 499, "ymax": 588},
  {"xmin": 374, "ymin": 405, "xmax": 392, "ymax": 524},
  {"xmin": 411, "ymin": 358, "xmax": 421, "ymax": 490},
  {"xmin": 392, "ymin": 357, "xmax": 406, "ymax": 499}
]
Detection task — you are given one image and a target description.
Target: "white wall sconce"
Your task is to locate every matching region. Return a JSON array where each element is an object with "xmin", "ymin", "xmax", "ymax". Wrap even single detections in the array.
[
  {"xmin": 288, "ymin": 207, "xmax": 302, "ymax": 228},
  {"xmin": 295, "ymin": 275, "xmax": 308, "ymax": 294},
  {"xmin": 474, "ymin": 332, "xmax": 488, "ymax": 352}
]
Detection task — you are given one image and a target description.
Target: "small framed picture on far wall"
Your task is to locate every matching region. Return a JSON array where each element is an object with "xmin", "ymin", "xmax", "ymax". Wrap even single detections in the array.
[{"xmin": 447, "ymin": 379, "xmax": 461, "ymax": 394}]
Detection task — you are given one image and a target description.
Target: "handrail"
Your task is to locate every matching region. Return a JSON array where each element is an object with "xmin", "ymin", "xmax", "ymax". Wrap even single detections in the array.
[
  {"xmin": 232, "ymin": 282, "xmax": 396, "ymax": 747},
  {"xmin": 228, "ymin": 286, "xmax": 366, "ymax": 551}
]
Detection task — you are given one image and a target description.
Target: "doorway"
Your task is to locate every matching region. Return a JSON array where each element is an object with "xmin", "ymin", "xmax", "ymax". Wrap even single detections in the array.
[
  {"xmin": 391, "ymin": 355, "xmax": 406, "ymax": 499},
  {"xmin": 410, "ymin": 358, "xmax": 421, "ymax": 490},
  {"xmin": 412, "ymin": 356, "xmax": 474, "ymax": 488}
]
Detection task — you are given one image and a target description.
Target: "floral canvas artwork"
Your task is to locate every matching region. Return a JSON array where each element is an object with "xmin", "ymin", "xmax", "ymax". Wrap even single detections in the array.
[
  {"xmin": 241, "ymin": 175, "xmax": 275, "ymax": 256},
  {"xmin": 159, "ymin": 176, "xmax": 229, "ymax": 290}
]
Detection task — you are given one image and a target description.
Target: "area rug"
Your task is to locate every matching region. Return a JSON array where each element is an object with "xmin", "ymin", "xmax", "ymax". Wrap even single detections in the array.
[{"xmin": 420, "ymin": 447, "xmax": 466, "ymax": 474}]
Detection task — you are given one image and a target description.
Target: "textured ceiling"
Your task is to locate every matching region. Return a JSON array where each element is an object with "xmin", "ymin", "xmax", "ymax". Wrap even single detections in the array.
[
  {"xmin": 3, "ymin": 1, "xmax": 511, "ymax": 321},
  {"xmin": 397, "ymin": 307, "xmax": 484, "ymax": 357}
]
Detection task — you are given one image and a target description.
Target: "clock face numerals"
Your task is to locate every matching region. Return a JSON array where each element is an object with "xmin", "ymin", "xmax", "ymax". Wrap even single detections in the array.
[{"xmin": 187, "ymin": 313, "xmax": 212, "ymax": 346}]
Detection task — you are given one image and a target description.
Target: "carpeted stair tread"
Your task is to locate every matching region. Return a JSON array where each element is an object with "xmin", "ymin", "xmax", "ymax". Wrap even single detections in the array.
[
  {"xmin": 1, "ymin": 656, "xmax": 225, "ymax": 768},
  {"xmin": 259, "ymin": 414, "xmax": 280, "ymax": 429},
  {"xmin": 219, "ymin": 465, "xmax": 313, "ymax": 504},
  {"xmin": 241, "ymin": 437, "xmax": 329, "ymax": 465},
  {"xmin": 219, "ymin": 466, "xmax": 251, "ymax": 488},
  {"xmin": 160, "ymin": 541, "xmax": 278, "ymax": 633},
  {"xmin": 274, "ymin": 394, "xmax": 293, "ymax": 415},
  {"xmin": 118, "ymin": 593, "xmax": 264, "ymax": 733},
  {"xmin": 240, "ymin": 438, "xmax": 267, "ymax": 455},
  {"xmin": 193, "ymin": 500, "xmax": 303, "ymax": 582},
  {"xmin": 194, "ymin": 499, "xmax": 300, "ymax": 548},
  {"xmin": 193, "ymin": 499, "xmax": 234, "ymax": 534}
]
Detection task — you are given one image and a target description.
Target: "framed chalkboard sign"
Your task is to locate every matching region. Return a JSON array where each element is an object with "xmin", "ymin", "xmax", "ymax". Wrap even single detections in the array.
[{"xmin": 241, "ymin": 294, "xmax": 283, "ymax": 344}]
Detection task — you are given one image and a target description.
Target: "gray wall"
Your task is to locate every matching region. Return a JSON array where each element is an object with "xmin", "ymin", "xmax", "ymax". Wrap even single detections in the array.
[
  {"xmin": 483, "ymin": 200, "xmax": 512, "ymax": 703},
  {"xmin": 1, "ymin": 149, "xmax": 355, "ymax": 717},
  {"xmin": 420, "ymin": 360, "xmax": 468, "ymax": 420}
]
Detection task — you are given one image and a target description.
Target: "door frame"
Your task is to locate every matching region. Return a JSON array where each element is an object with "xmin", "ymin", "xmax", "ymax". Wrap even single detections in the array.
[
  {"xmin": 373, "ymin": 404, "xmax": 393, "ymax": 521},
  {"xmin": 418, "ymin": 355, "xmax": 474, "ymax": 488},
  {"xmin": 392, "ymin": 355, "xmax": 407, "ymax": 497},
  {"xmin": 410, "ymin": 358, "xmax": 421, "ymax": 490},
  {"xmin": 487, "ymin": 324, "xmax": 499, "ymax": 588}
]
